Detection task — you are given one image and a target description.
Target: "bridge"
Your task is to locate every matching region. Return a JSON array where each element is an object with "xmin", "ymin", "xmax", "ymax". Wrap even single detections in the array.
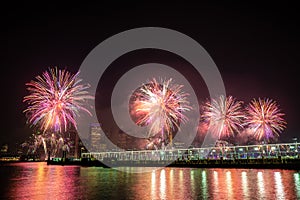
[{"xmin": 81, "ymin": 142, "xmax": 300, "ymax": 162}]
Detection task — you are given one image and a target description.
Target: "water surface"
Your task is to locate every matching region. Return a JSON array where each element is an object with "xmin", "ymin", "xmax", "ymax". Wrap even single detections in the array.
[{"xmin": 0, "ymin": 162, "xmax": 299, "ymax": 199}]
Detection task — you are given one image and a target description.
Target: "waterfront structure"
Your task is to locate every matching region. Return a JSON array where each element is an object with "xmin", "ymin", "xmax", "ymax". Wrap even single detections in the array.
[{"xmin": 82, "ymin": 142, "xmax": 300, "ymax": 162}]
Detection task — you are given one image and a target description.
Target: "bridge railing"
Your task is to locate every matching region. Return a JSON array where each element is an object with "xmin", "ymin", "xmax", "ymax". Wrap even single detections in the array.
[{"xmin": 81, "ymin": 142, "xmax": 299, "ymax": 161}]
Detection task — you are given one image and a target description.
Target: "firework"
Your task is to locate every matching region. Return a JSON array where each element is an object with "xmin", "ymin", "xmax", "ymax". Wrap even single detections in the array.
[
  {"xmin": 244, "ymin": 98, "xmax": 286, "ymax": 141},
  {"xmin": 201, "ymin": 95, "xmax": 246, "ymax": 139},
  {"xmin": 21, "ymin": 132, "xmax": 73, "ymax": 159},
  {"xmin": 23, "ymin": 67, "xmax": 93, "ymax": 133},
  {"xmin": 130, "ymin": 78, "xmax": 191, "ymax": 143}
]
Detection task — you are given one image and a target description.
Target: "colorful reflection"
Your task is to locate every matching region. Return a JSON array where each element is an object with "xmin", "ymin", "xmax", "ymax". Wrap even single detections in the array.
[
  {"xmin": 294, "ymin": 172, "xmax": 300, "ymax": 198},
  {"xmin": 226, "ymin": 171, "xmax": 233, "ymax": 199},
  {"xmin": 241, "ymin": 171, "xmax": 249, "ymax": 198},
  {"xmin": 201, "ymin": 170, "xmax": 208, "ymax": 199},
  {"xmin": 257, "ymin": 171, "xmax": 265, "ymax": 199},
  {"xmin": 274, "ymin": 171, "xmax": 285, "ymax": 199},
  {"xmin": 6, "ymin": 162, "xmax": 79, "ymax": 199},
  {"xmin": 159, "ymin": 169, "xmax": 166, "ymax": 200},
  {"xmin": 151, "ymin": 170, "xmax": 157, "ymax": 199},
  {"xmin": 212, "ymin": 170, "xmax": 219, "ymax": 199},
  {"xmin": 2, "ymin": 163, "xmax": 300, "ymax": 200}
]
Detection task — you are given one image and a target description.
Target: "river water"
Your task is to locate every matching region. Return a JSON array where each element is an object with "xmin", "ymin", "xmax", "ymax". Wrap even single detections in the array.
[{"xmin": 0, "ymin": 162, "xmax": 299, "ymax": 200}]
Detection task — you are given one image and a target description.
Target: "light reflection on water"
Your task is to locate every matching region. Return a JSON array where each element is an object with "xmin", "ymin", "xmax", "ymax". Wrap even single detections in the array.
[
  {"xmin": 257, "ymin": 171, "xmax": 265, "ymax": 199},
  {"xmin": 212, "ymin": 170, "xmax": 219, "ymax": 199},
  {"xmin": 226, "ymin": 171, "xmax": 233, "ymax": 199},
  {"xmin": 0, "ymin": 162, "xmax": 299, "ymax": 200},
  {"xmin": 159, "ymin": 169, "xmax": 166, "ymax": 200},
  {"xmin": 274, "ymin": 171, "xmax": 285, "ymax": 199},
  {"xmin": 295, "ymin": 173, "xmax": 300, "ymax": 198},
  {"xmin": 241, "ymin": 171, "xmax": 249, "ymax": 199}
]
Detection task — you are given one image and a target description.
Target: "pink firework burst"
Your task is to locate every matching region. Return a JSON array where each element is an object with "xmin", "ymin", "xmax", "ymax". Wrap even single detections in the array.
[
  {"xmin": 244, "ymin": 98, "xmax": 286, "ymax": 141},
  {"xmin": 23, "ymin": 67, "xmax": 93, "ymax": 133},
  {"xmin": 201, "ymin": 95, "xmax": 246, "ymax": 139},
  {"xmin": 130, "ymin": 78, "xmax": 191, "ymax": 141}
]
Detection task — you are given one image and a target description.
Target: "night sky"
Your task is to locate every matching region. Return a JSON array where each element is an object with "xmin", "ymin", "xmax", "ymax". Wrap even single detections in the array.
[{"xmin": 1, "ymin": 2, "xmax": 299, "ymax": 152}]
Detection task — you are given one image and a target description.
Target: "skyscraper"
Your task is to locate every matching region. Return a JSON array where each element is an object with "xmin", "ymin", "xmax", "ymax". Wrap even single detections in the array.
[{"xmin": 89, "ymin": 123, "xmax": 107, "ymax": 152}]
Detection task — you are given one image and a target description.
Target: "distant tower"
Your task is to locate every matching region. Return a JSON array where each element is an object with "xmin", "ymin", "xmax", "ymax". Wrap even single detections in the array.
[
  {"xmin": 65, "ymin": 127, "xmax": 80, "ymax": 158},
  {"xmin": 89, "ymin": 123, "xmax": 107, "ymax": 152}
]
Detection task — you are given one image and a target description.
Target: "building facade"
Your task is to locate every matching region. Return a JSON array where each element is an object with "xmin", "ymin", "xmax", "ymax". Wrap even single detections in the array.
[{"xmin": 89, "ymin": 123, "xmax": 107, "ymax": 152}]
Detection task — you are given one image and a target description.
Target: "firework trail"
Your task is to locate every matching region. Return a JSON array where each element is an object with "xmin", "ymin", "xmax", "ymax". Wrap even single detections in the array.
[
  {"xmin": 23, "ymin": 67, "xmax": 93, "ymax": 133},
  {"xmin": 21, "ymin": 132, "xmax": 73, "ymax": 158},
  {"xmin": 201, "ymin": 95, "xmax": 246, "ymax": 139},
  {"xmin": 244, "ymin": 98, "xmax": 286, "ymax": 141},
  {"xmin": 21, "ymin": 134, "xmax": 46, "ymax": 155},
  {"xmin": 130, "ymin": 78, "xmax": 191, "ymax": 143}
]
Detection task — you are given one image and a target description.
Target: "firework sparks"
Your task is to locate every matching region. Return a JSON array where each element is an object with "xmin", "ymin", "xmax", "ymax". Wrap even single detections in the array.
[
  {"xmin": 21, "ymin": 132, "xmax": 73, "ymax": 158},
  {"xmin": 130, "ymin": 78, "xmax": 191, "ymax": 143},
  {"xmin": 201, "ymin": 95, "xmax": 246, "ymax": 139},
  {"xmin": 23, "ymin": 67, "xmax": 93, "ymax": 133},
  {"xmin": 244, "ymin": 98, "xmax": 286, "ymax": 141}
]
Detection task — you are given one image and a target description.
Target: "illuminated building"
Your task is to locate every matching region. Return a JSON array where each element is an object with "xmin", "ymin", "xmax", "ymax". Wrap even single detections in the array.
[{"xmin": 90, "ymin": 123, "xmax": 107, "ymax": 152}]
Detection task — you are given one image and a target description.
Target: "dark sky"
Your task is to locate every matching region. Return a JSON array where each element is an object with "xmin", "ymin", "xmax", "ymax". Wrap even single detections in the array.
[{"xmin": 1, "ymin": 2, "xmax": 299, "ymax": 151}]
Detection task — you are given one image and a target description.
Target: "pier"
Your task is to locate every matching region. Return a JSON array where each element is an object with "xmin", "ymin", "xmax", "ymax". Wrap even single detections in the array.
[{"xmin": 75, "ymin": 142, "xmax": 300, "ymax": 169}]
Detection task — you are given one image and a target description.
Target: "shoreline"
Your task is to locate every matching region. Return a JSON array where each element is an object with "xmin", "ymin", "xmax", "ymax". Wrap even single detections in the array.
[
  {"xmin": 2, "ymin": 158, "xmax": 299, "ymax": 170},
  {"xmin": 46, "ymin": 157, "xmax": 300, "ymax": 170}
]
